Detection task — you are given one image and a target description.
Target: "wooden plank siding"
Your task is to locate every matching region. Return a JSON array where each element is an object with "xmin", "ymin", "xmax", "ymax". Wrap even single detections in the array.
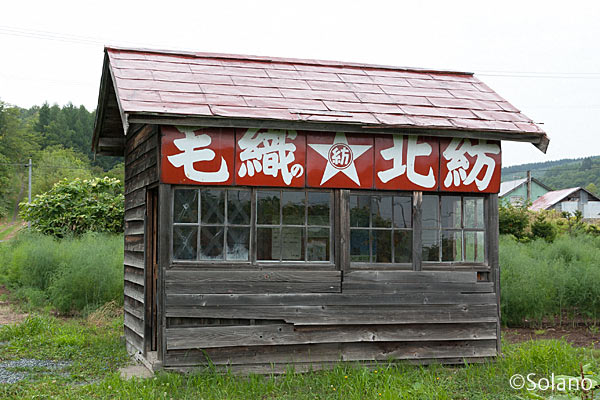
[
  {"xmin": 123, "ymin": 124, "xmax": 159, "ymax": 356},
  {"xmin": 162, "ymin": 268, "xmax": 498, "ymax": 371}
]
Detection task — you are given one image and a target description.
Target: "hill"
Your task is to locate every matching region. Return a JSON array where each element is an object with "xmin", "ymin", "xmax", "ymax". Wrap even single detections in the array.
[{"xmin": 502, "ymin": 155, "xmax": 600, "ymax": 194}]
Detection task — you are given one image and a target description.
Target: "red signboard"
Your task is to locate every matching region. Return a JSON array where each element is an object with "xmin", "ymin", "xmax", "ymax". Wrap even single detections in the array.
[
  {"xmin": 374, "ymin": 134, "xmax": 439, "ymax": 191},
  {"xmin": 161, "ymin": 126, "xmax": 235, "ymax": 185},
  {"xmin": 439, "ymin": 138, "xmax": 501, "ymax": 193},
  {"xmin": 306, "ymin": 132, "xmax": 374, "ymax": 189},
  {"xmin": 234, "ymin": 128, "xmax": 306, "ymax": 187},
  {"xmin": 160, "ymin": 125, "xmax": 502, "ymax": 193}
]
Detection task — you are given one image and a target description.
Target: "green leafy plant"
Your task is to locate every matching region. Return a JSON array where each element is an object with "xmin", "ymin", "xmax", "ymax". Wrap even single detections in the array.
[
  {"xmin": 19, "ymin": 177, "xmax": 124, "ymax": 237},
  {"xmin": 499, "ymin": 200, "xmax": 531, "ymax": 240},
  {"xmin": 531, "ymin": 214, "xmax": 557, "ymax": 242}
]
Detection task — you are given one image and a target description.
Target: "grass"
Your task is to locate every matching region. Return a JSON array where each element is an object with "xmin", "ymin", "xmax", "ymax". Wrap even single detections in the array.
[
  {"xmin": 0, "ymin": 223, "xmax": 21, "ymax": 241},
  {"xmin": 0, "ymin": 308, "xmax": 597, "ymax": 399},
  {"xmin": 0, "ymin": 231, "xmax": 123, "ymax": 314},
  {"xmin": 500, "ymin": 233, "xmax": 600, "ymax": 326}
]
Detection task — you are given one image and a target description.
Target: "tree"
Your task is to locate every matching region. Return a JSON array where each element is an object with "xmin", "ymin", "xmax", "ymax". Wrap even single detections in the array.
[
  {"xmin": 586, "ymin": 183, "xmax": 598, "ymax": 196},
  {"xmin": 31, "ymin": 146, "xmax": 93, "ymax": 195}
]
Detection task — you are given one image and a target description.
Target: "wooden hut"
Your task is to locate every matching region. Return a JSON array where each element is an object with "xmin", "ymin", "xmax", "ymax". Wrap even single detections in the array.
[{"xmin": 92, "ymin": 46, "xmax": 548, "ymax": 373}]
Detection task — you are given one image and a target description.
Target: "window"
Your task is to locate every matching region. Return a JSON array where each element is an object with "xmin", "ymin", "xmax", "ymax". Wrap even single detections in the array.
[
  {"xmin": 256, "ymin": 189, "xmax": 332, "ymax": 262},
  {"xmin": 172, "ymin": 187, "xmax": 332, "ymax": 263},
  {"xmin": 172, "ymin": 188, "xmax": 251, "ymax": 261},
  {"xmin": 422, "ymin": 195, "xmax": 485, "ymax": 263},
  {"xmin": 349, "ymin": 193, "xmax": 412, "ymax": 263}
]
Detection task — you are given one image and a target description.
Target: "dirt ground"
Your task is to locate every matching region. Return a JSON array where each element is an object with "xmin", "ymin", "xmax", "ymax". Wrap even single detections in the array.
[
  {"xmin": 0, "ymin": 286, "xmax": 27, "ymax": 326},
  {"xmin": 504, "ymin": 326, "xmax": 600, "ymax": 349}
]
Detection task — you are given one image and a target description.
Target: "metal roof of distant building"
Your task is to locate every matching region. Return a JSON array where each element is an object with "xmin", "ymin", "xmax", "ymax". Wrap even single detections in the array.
[
  {"xmin": 530, "ymin": 187, "xmax": 581, "ymax": 211},
  {"xmin": 92, "ymin": 46, "xmax": 549, "ymax": 155}
]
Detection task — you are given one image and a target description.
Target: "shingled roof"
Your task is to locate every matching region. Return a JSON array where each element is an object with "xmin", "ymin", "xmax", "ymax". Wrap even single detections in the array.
[{"xmin": 93, "ymin": 46, "xmax": 548, "ymax": 156}]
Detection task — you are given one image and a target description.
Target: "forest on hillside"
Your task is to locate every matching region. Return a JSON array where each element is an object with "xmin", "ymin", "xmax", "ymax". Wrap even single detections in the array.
[
  {"xmin": 502, "ymin": 155, "xmax": 600, "ymax": 195},
  {"xmin": 0, "ymin": 99, "xmax": 122, "ymax": 220}
]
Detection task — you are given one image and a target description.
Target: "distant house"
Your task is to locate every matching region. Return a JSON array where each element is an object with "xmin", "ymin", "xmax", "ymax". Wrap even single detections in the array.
[
  {"xmin": 499, "ymin": 177, "xmax": 552, "ymax": 205},
  {"xmin": 530, "ymin": 187, "xmax": 600, "ymax": 219}
]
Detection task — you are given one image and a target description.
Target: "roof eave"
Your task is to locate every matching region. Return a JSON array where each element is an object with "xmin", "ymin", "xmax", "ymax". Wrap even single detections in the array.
[{"xmin": 126, "ymin": 112, "xmax": 549, "ymax": 151}]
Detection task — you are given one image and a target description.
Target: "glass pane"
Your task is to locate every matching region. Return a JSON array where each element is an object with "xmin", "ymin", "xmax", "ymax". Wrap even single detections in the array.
[
  {"xmin": 226, "ymin": 227, "xmax": 250, "ymax": 261},
  {"xmin": 228, "ymin": 190, "xmax": 251, "ymax": 225},
  {"xmin": 174, "ymin": 189, "xmax": 198, "ymax": 223},
  {"xmin": 465, "ymin": 231, "xmax": 485, "ymax": 262},
  {"xmin": 281, "ymin": 227, "xmax": 305, "ymax": 261},
  {"xmin": 350, "ymin": 195, "xmax": 370, "ymax": 227},
  {"xmin": 257, "ymin": 227, "xmax": 280, "ymax": 260},
  {"xmin": 350, "ymin": 229, "xmax": 370, "ymax": 262},
  {"xmin": 200, "ymin": 226, "xmax": 224, "ymax": 260},
  {"xmin": 422, "ymin": 229, "xmax": 440, "ymax": 261},
  {"xmin": 307, "ymin": 228, "xmax": 330, "ymax": 261},
  {"xmin": 442, "ymin": 230, "xmax": 462, "ymax": 261},
  {"xmin": 201, "ymin": 189, "xmax": 224, "ymax": 224},
  {"xmin": 308, "ymin": 192, "xmax": 330, "ymax": 226},
  {"xmin": 372, "ymin": 196, "xmax": 392, "ymax": 228},
  {"xmin": 257, "ymin": 191, "xmax": 280, "ymax": 225},
  {"xmin": 422, "ymin": 195, "xmax": 439, "ymax": 229},
  {"xmin": 464, "ymin": 197, "xmax": 484, "ymax": 229},
  {"xmin": 372, "ymin": 230, "xmax": 392, "ymax": 263},
  {"xmin": 441, "ymin": 196, "xmax": 462, "ymax": 228},
  {"xmin": 173, "ymin": 226, "xmax": 197, "ymax": 260},
  {"xmin": 393, "ymin": 196, "xmax": 412, "ymax": 229},
  {"xmin": 282, "ymin": 191, "xmax": 305, "ymax": 225},
  {"xmin": 394, "ymin": 230, "xmax": 412, "ymax": 263}
]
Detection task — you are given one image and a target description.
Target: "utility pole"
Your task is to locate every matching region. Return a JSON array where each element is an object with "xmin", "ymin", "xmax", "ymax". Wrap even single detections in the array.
[
  {"xmin": 526, "ymin": 170, "xmax": 532, "ymax": 203},
  {"xmin": 28, "ymin": 159, "xmax": 32, "ymax": 229}
]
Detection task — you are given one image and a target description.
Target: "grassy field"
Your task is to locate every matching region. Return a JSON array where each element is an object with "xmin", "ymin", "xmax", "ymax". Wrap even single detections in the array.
[{"xmin": 0, "ymin": 308, "xmax": 598, "ymax": 400}]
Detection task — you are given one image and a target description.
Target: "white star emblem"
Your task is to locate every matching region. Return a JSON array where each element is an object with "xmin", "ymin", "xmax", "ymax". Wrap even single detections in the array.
[{"xmin": 309, "ymin": 133, "xmax": 372, "ymax": 185}]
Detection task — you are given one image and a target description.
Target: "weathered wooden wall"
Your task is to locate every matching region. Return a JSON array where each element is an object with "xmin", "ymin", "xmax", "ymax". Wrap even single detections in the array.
[
  {"xmin": 162, "ymin": 268, "xmax": 497, "ymax": 372},
  {"xmin": 123, "ymin": 124, "xmax": 159, "ymax": 355}
]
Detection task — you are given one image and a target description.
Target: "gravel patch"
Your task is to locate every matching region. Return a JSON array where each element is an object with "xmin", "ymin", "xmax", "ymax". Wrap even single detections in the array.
[{"xmin": 0, "ymin": 359, "xmax": 72, "ymax": 383}]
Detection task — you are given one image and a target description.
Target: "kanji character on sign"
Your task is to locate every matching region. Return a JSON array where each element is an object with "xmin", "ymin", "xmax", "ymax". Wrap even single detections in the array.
[
  {"xmin": 442, "ymin": 138, "xmax": 500, "ymax": 191},
  {"xmin": 238, "ymin": 128, "xmax": 303, "ymax": 186},
  {"xmin": 377, "ymin": 135, "xmax": 436, "ymax": 188},
  {"xmin": 167, "ymin": 127, "xmax": 230, "ymax": 183}
]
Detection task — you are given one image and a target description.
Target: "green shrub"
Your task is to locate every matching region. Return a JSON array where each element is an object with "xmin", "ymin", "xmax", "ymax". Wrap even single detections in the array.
[
  {"xmin": 499, "ymin": 201, "xmax": 530, "ymax": 239},
  {"xmin": 19, "ymin": 177, "xmax": 124, "ymax": 238},
  {"xmin": 0, "ymin": 231, "xmax": 123, "ymax": 314},
  {"xmin": 530, "ymin": 213, "xmax": 557, "ymax": 242}
]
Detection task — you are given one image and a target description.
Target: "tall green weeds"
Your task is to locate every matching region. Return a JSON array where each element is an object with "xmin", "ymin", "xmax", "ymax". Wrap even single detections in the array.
[
  {"xmin": 500, "ymin": 234, "xmax": 600, "ymax": 326},
  {"xmin": 0, "ymin": 231, "xmax": 123, "ymax": 314}
]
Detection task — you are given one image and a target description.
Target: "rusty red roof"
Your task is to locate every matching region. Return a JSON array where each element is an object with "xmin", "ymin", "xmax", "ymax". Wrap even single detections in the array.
[{"xmin": 93, "ymin": 46, "xmax": 548, "ymax": 155}]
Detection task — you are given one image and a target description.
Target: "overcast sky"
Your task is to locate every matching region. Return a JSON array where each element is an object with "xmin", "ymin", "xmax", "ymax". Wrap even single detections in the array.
[{"xmin": 1, "ymin": 0, "xmax": 598, "ymax": 167}]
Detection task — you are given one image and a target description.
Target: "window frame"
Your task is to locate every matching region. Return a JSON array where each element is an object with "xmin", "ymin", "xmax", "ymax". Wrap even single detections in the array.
[
  {"xmin": 169, "ymin": 185, "xmax": 336, "ymax": 269},
  {"xmin": 348, "ymin": 190, "xmax": 414, "ymax": 270},
  {"xmin": 420, "ymin": 193, "xmax": 488, "ymax": 268}
]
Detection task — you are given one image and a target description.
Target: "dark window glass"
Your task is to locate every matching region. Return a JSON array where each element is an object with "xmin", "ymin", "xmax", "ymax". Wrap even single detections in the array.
[
  {"xmin": 201, "ymin": 189, "xmax": 224, "ymax": 224},
  {"xmin": 350, "ymin": 195, "xmax": 370, "ymax": 227},
  {"xmin": 441, "ymin": 196, "xmax": 461, "ymax": 229},
  {"xmin": 350, "ymin": 229, "xmax": 370, "ymax": 262},
  {"xmin": 422, "ymin": 195, "xmax": 439, "ymax": 229},
  {"xmin": 226, "ymin": 227, "xmax": 250, "ymax": 261},
  {"xmin": 308, "ymin": 192, "xmax": 330, "ymax": 225},
  {"xmin": 173, "ymin": 226, "xmax": 197, "ymax": 260},
  {"xmin": 393, "ymin": 196, "xmax": 412, "ymax": 229},
  {"xmin": 257, "ymin": 191, "xmax": 280, "ymax": 225},
  {"xmin": 442, "ymin": 230, "xmax": 462, "ymax": 261},
  {"xmin": 422, "ymin": 229, "xmax": 439, "ymax": 261},
  {"xmin": 282, "ymin": 191, "xmax": 305, "ymax": 225},
  {"xmin": 307, "ymin": 228, "xmax": 330, "ymax": 261},
  {"xmin": 371, "ymin": 196, "xmax": 392, "ymax": 228},
  {"xmin": 174, "ymin": 189, "xmax": 198, "ymax": 223},
  {"xmin": 257, "ymin": 227, "xmax": 280, "ymax": 261},
  {"xmin": 228, "ymin": 190, "xmax": 251, "ymax": 225},
  {"xmin": 372, "ymin": 230, "xmax": 392, "ymax": 263},
  {"xmin": 281, "ymin": 227, "xmax": 305, "ymax": 261},
  {"xmin": 394, "ymin": 230, "xmax": 412, "ymax": 263},
  {"xmin": 200, "ymin": 226, "xmax": 224, "ymax": 260}
]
